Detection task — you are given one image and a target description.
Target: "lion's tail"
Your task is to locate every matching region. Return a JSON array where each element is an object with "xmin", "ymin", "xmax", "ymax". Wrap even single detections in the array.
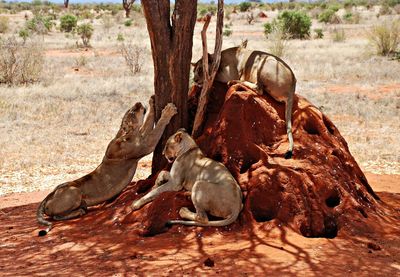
[
  {"xmin": 37, "ymin": 197, "xmax": 52, "ymax": 236},
  {"xmin": 167, "ymin": 210, "xmax": 239, "ymax": 227},
  {"xmin": 36, "ymin": 183, "xmax": 70, "ymax": 237}
]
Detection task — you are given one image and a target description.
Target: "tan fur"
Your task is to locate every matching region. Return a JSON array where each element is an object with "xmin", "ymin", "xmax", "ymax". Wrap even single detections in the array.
[
  {"xmin": 37, "ymin": 97, "xmax": 177, "ymax": 235},
  {"xmin": 131, "ymin": 129, "xmax": 243, "ymax": 227},
  {"xmin": 193, "ymin": 42, "xmax": 296, "ymax": 158}
]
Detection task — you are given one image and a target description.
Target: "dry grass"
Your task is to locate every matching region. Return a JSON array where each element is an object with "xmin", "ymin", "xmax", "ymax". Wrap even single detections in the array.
[{"xmin": 0, "ymin": 8, "xmax": 399, "ymax": 196}]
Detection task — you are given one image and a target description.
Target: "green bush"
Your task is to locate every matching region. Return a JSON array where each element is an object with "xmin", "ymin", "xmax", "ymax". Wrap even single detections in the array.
[
  {"xmin": 314, "ymin": 28, "xmax": 324, "ymax": 39},
  {"xmin": 238, "ymin": 2, "xmax": 251, "ymax": 12},
  {"xmin": 318, "ymin": 8, "xmax": 336, "ymax": 23},
  {"xmin": 60, "ymin": 14, "xmax": 77, "ymax": 32},
  {"xmin": 18, "ymin": 28, "xmax": 30, "ymax": 43},
  {"xmin": 264, "ymin": 22, "xmax": 274, "ymax": 36},
  {"xmin": 76, "ymin": 23, "xmax": 94, "ymax": 47},
  {"xmin": 26, "ymin": 15, "xmax": 53, "ymax": 34},
  {"xmin": 0, "ymin": 16, "xmax": 9, "ymax": 33},
  {"xmin": 223, "ymin": 28, "xmax": 232, "ymax": 37},
  {"xmin": 117, "ymin": 33, "xmax": 124, "ymax": 42},
  {"xmin": 278, "ymin": 10, "xmax": 311, "ymax": 39},
  {"xmin": 124, "ymin": 19, "xmax": 132, "ymax": 27}
]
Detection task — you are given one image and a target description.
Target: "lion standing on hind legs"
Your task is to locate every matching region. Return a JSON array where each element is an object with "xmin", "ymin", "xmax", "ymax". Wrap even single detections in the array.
[
  {"xmin": 37, "ymin": 96, "xmax": 177, "ymax": 236},
  {"xmin": 192, "ymin": 40, "xmax": 297, "ymax": 158}
]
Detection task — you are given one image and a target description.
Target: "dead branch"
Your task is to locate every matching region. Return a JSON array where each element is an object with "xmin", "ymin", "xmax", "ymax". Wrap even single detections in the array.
[{"xmin": 192, "ymin": 0, "xmax": 224, "ymax": 138}]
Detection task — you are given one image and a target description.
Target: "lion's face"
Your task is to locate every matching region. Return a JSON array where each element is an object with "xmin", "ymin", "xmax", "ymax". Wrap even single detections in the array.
[
  {"xmin": 163, "ymin": 130, "xmax": 185, "ymax": 163},
  {"xmin": 120, "ymin": 102, "xmax": 146, "ymax": 135}
]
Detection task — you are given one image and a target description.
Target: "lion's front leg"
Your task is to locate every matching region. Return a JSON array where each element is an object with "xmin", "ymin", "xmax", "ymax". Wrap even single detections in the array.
[
  {"xmin": 131, "ymin": 180, "xmax": 182, "ymax": 211},
  {"xmin": 139, "ymin": 95, "xmax": 155, "ymax": 136}
]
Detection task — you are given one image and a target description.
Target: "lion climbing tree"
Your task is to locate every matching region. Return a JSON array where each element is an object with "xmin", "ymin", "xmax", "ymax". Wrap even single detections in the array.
[{"xmin": 141, "ymin": 0, "xmax": 197, "ymax": 173}]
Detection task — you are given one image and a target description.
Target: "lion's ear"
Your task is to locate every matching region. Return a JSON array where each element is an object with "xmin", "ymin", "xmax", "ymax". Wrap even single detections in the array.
[{"xmin": 174, "ymin": 132, "xmax": 183, "ymax": 143}]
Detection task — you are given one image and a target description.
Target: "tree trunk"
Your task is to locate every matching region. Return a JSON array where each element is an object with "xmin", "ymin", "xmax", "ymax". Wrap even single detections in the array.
[
  {"xmin": 125, "ymin": 9, "xmax": 131, "ymax": 18},
  {"xmin": 64, "ymin": 0, "xmax": 69, "ymax": 8},
  {"xmin": 141, "ymin": 0, "xmax": 197, "ymax": 173}
]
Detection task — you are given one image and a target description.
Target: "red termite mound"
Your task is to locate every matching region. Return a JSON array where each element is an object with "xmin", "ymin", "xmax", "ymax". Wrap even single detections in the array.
[
  {"xmin": 59, "ymin": 82, "xmax": 385, "ymax": 238},
  {"xmin": 188, "ymin": 82, "xmax": 382, "ymax": 238}
]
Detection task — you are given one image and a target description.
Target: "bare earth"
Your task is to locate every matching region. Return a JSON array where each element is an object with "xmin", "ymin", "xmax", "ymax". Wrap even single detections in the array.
[{"xmin": 0, "ymin": 173, "xmax": 399, "ymax": 276}]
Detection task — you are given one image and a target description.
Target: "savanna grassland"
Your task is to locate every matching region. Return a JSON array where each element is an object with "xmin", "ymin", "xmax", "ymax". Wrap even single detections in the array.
[{"xmin": 0, "ymin": 1, "xmax": 399, "ymax": 197}]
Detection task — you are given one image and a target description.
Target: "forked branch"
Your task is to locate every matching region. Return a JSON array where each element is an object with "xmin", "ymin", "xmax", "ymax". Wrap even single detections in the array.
[{"xmin": 192, "ymin": 0, "xmax": 224, "ymax": 138}]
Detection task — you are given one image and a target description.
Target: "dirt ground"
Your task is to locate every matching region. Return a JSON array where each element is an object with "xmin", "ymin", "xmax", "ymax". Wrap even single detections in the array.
[{"xmin": 0, "ymin": 173, "xmax": 399, "ymax": 276}]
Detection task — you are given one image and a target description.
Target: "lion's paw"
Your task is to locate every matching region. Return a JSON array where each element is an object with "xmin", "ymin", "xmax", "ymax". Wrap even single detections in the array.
[{"xmin": 162, "ymin": 103, "xmax": 178, "ymax": 118}]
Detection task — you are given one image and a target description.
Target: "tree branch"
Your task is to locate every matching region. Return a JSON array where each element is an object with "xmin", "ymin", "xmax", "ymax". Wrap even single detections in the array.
[{"xmin": 192, "ymin": 0, "xmax": 224, "ymax": 138}]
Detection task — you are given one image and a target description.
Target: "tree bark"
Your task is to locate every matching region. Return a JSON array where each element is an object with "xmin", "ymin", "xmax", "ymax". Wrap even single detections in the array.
[
  {"xmin": 141, "ymin": 0, "xmax": 197, "ymax": 173},
  {"xmin": 123, "ymin": 0, "xmax": 135, "ymax": 18}
]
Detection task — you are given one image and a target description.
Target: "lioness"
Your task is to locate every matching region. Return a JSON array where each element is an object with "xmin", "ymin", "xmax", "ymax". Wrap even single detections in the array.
[
  {"xmin": 192, "ymin": 41, "xmax": 296, "ymax": 158},
  {"xmin": 37, "ymin": 96, "xmax": 177, "ymax": 236},
  {"xmin": 131, "ymin": 129, "xmax": 243, "ymax": 227}
]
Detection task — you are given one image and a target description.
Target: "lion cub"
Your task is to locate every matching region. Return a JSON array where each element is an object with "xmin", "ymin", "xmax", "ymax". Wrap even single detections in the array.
[{"xmin": 131, "ymin": 129, "xmax": 243, "ymax": 227}]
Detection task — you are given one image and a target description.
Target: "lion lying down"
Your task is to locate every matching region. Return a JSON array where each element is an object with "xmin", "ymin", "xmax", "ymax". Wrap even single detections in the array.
[
  {"xmin": 37, "ymin": 96, "xmax": 177, "ymax": 236},
  {"xmin": 131, "ymin": 129, "xmax": 243, "ymax": 227}
]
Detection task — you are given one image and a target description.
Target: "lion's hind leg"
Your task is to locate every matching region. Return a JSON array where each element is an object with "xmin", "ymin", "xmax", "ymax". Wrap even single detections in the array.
[
  {"xmin": 178, "ymin": 207, "xmax": 208, "ymax": 224},
  {"xmin": 45, "ymin": 186, "xmax": 84, "ymax": 220},
  {"xmin": 53, "ymin": 207, "xmax": 87, "ymax": 221}
]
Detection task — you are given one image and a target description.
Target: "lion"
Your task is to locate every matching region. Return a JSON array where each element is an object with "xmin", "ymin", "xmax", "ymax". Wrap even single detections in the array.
[
  {"xmin": 192, "ymin": 40, "xmax": 297, "ymax": 158},
  {"xmin": 130, "ymin": 129, "xmax": 243, "ymax": 227},
  {"xmin": 37, "ymin": 96, "xmax": 177, "ymax": 236}
]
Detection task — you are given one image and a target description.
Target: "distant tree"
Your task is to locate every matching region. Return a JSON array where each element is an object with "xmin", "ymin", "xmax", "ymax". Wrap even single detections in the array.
[{"xmin": 123, "ymin": 0, "xmax": 136, "ymax": 18}]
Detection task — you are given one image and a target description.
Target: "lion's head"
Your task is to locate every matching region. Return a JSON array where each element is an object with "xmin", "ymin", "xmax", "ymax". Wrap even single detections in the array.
[
  {"xmin": 163, "ymin": 129, "xmax": 197, "ymax": 163},
  {"xmin": 119, "ymin": 102, "xmax": 146, "ymax": 135}
]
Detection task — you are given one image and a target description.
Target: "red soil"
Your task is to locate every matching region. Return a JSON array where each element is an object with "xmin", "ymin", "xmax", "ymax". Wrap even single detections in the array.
[{"xmin": 1, "ymin": 83, "xmax": 399, "ymax": 275}]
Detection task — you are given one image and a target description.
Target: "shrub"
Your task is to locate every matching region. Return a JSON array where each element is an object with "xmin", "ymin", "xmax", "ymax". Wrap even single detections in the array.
[
  {"xmin": 74, "ymin": 55, "xmax": 87, "ymax": 67},
  {"xmin": 18, "ymin": 28, "xmax": 30, "ymax": 43},
  {"xmin": 117, "ymin": 33, "xmax": 124, "ymax": 42},
  {"xmin": 238, "ymin": 2, "xmax": 252, "ymax": 12},
  {"xmin": 278, "ymin": 10, "xmax": 311, "ymax": 39},
  {"xmin": 26, "ymin": 15, "xmax": 53, "ymax": 34},
  {"xmin": 76, "ymin": 23, "xmax": 93, "ymax": 47},
  {"xmin": 0, "ymin": 16, "xmax": 9, "ymax": 33},
  {"xmin": 119, "ymin": 42, "xmax": 143, "ymax": 75},
  {"xmin": 314, "ymin": 28, "xmax": 324, "ymax": 39},
  {"xmin": 343, "ymin": 12, "xmax": 360, "ymax": 24},
  {"xmin": 124, "ymin": 19, "xmax": 132, "ymax": 27},
  {"xmin": 332, "ymin": 28, "xmax": 346, "ymax": 42},
  {"xmin": 318, "ymin": 8, "xmax": 336, "ymax": 23},
  {"xmin": 101, "ymin": 15, "xmax": 114, "ymax": 32},
  {"xmin": 264, "ymin": 22, "xmax": 274, "ymax": 36},
  {"xmin": 267, "ymin": 25, "xmax": 289, "ymax": 57},
  {"xmin": 60, "ymin": 14, "xmax": 77, "ymax": 32},
  {"xmin": 223, "ymin": 27, "xmax": 232, "ymax": 37},
  {"xmin": 394, "ymin": 4, "xmax": 400, "ymax": 14},
  {"xmin": 379, "ymin": 4, "xmax": 392, "ymax": 16},
  {"xmin": 0, "ymin": 37, "xmax": 44, "ymax": 85},
  {"xmin": 368, "ymin": 20, "xmax": 400, "ymax": 56}
]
